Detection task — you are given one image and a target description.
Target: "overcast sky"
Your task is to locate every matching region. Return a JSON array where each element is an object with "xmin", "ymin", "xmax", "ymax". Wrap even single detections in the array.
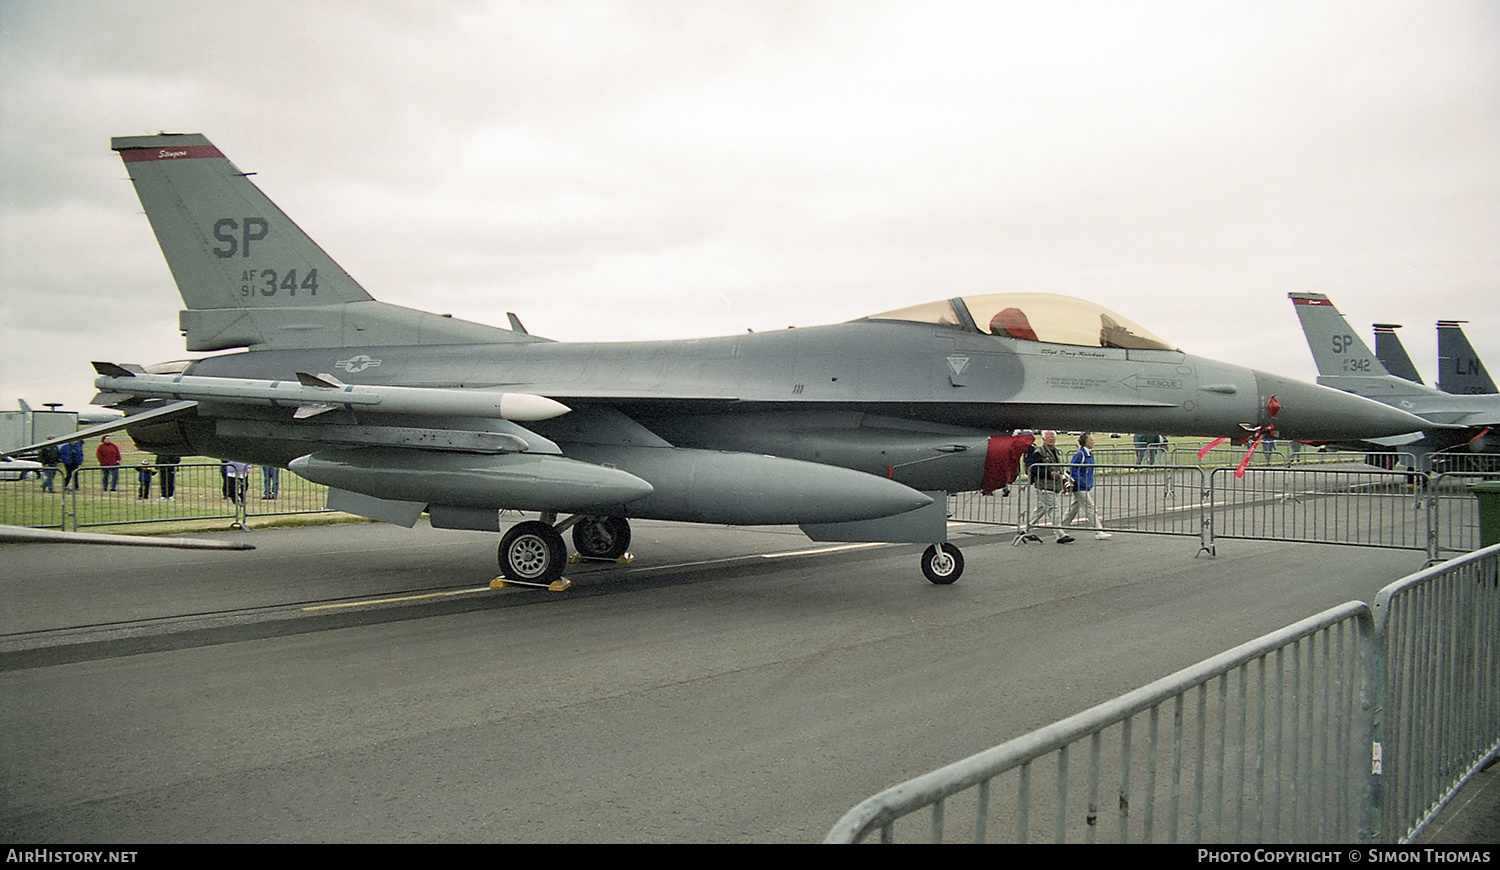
[{"xmin": 2, "ymin": 0, "xmax": 1497, "ymax": 412}]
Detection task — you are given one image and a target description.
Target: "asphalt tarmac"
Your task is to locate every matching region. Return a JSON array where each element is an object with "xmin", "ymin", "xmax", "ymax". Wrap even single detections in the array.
[{"xmin": 0, "ymin": 519, "xmax": 1491, "ymax": 843}]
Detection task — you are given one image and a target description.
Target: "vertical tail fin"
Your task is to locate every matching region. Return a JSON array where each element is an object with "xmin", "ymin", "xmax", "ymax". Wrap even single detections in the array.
[
  {"xmin": 1288, "ymin": 293, "xmax": 1389, "ymax": 377},
  {"xmin": 112, "ymin": 133, "xmax": 532, "ymax": 351},
  {"xmin": 1372, "ymin": 323, "xmax": 1424, "ymax": 384},
  {"xmin": 113, "ymin": 134, "xmax": 372, "ymax": 310},
  {"xmin": 1437, "ymin": 321, "xmax": 1497, "ymax": 395}
]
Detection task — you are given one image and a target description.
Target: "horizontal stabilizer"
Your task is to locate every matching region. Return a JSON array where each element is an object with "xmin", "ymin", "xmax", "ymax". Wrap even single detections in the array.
[{"xmin": 0, "ymin": 525, "xmax": 254, "ymax": 550}]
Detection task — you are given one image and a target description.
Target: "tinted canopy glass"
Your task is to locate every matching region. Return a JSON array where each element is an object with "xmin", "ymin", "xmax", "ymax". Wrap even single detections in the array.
[{"xmin": 864, "ymin": 293, "xmax": 1176, "ymax": 351}]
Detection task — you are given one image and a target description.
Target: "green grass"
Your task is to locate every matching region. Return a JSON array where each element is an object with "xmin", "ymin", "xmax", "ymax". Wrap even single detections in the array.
[{"xmin": 2, "ymin": 434, "xmax": 361, "ymax": 534}]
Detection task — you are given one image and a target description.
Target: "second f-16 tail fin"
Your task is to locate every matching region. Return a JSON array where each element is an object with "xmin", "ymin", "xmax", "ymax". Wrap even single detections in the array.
[
  {"xmin": 1437, "ymin": 320, "xmax": 1497, "ymax": 395},
  {"xmin": 112, "ymin": 133, "xmax": 533, "ymax": 352}
]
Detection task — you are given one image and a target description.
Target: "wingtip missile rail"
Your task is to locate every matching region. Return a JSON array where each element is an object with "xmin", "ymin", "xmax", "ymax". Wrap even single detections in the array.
[{"xmin": 92, "ymin": 363, "xmax": 571, "ymax": 422}]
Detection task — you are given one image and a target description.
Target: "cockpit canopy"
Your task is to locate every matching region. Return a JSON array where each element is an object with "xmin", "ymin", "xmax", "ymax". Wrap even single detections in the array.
[{"xmin": 862, "ymin": 293, "xmax": 1177, "ymax": 351}]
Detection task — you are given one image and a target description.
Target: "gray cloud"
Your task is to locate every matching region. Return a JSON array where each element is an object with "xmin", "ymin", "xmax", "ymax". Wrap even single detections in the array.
[{"xmin": 2, "ymin": 0, "xmax": 1496, "ymax": 411}]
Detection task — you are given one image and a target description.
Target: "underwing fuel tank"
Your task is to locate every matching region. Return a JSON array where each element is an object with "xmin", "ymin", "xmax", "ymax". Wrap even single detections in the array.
[
  {"xmin": 560, "ymin": 444, "xmax": 935, "ymax": 525},
  {"xmin": 288, "ymin": 448, "xmax": 654, "ymax": 512},
  {"xmin": 291, "ymin": 445, "xmax": 932, "ymax": 525}
]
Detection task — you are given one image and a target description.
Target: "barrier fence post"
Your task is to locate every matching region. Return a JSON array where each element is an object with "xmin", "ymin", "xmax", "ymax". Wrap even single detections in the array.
[
  {"xmin": 63, "ymin": 484, "xmax": 77, "ymax": 531},
  {"xmin": 1359, "ymin": 608, "xmax": 1383, "ymax": 843},
  {"xmin": 1200, "ymin": 469, "xmax": 1215, "ymax": 557}
]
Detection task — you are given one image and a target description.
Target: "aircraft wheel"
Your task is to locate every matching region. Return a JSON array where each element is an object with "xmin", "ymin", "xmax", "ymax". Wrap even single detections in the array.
[
  {"xmin": 921, "ymin": 543, "xmax": 964, "ymax": 585},
  {"xmin": 499, "ymin": 521, "xmax": 567, "ymax": 584},
  {"xmin": 572, "ymin": 516, "xmax": 631, "ymax": 559}
]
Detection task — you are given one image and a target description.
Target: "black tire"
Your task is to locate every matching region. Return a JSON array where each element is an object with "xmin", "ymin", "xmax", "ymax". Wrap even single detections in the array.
[
  {"xmin": 921, "ymin": 543, "xmax": 964, "ymax": 585},
  {"xmin": 571, "ymin": 516, "xmax": 632, "ymax": 560},
  {"xmin": 498, "ymin": 521, "xmax": 567, "ymax": 584}
]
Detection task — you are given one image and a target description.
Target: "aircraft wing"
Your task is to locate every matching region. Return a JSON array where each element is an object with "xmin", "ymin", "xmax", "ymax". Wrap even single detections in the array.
[{"xmin": 1, "ymin": 401, "xmax": 198, "ymax": 458}]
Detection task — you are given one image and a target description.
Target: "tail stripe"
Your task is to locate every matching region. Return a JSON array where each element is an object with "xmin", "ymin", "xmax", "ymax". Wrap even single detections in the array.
[{"xmin": 119, "ymin": 144, "xmax": 225, "ymax": 163}]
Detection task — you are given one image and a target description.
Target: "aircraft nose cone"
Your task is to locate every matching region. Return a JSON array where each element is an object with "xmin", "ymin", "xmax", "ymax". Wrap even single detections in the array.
[{"xmin": 1253, "ymin": 372, "xmax": 1430, "ymax": 440}]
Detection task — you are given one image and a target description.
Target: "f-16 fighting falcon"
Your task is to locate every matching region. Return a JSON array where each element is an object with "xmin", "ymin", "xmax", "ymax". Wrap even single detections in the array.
[{"xmin": 8, "ymin": 134, "xmax": 1432, "ymax": 585}]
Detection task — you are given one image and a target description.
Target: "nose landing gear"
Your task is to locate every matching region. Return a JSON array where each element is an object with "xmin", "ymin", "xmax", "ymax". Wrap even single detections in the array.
[{"xmin": 920, "ymin": 542, "xmax": 964, "ymax": 584}]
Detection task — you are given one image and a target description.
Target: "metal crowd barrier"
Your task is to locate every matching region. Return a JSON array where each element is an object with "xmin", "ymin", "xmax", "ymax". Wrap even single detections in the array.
[
  {"xmin": 949, "ymin": 457, "xmax": 1498, "ymax": 562},
  {"xmin": 989, "ymin": 462, "xmax": 1207, "ymax": 549},
  {"xmin": 1, "ymin": 462, "xmax": 332, "ymax": 531},
  {"xmin": 827, "ymin": 544, "xmax": 1500, "ymax": 844},
  {"xmin": 1373, "ymin": 549, "xmax": 1500, "ymax": 841},
  {"xmin": 948, "ymin": 487, "xmax": 1027, "ymax": 529},
  {"xmin": 1424, "ymin": 471, "xmax": 1497, "ymax": 559},
  {"xmin": 1207, "ymin": 465, "xmax": 1426, "ymax": 554}
]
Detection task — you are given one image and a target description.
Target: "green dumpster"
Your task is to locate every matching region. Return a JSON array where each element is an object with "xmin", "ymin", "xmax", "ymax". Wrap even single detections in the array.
[{"xmin": 1467, "ymin": 480, "xmax": 1500, "ymax": 549}]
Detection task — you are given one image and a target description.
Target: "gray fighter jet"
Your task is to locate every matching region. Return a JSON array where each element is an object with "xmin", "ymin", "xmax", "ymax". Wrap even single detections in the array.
[
  {"xmin": 1437, "ymin": 320, "xmax": 1497, "ymax": 395},
  {"xmin": 9, "ymin": 134, "xmax": 1430, "ymax": 585},
  {"xmin": 1290, "ymin": 292, "xmax": 1499, "ymax": 469}
]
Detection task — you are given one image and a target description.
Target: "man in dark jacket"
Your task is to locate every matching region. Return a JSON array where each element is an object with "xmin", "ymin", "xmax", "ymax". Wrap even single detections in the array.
[
  {"xmin": 155, "ymin": 454, "xmax": 180, "ymax": 500},
  {"xmin": 39, "ymin": 437, "xmax": 60, "ymax": 492},
  {"xmin": 1023, "ymin": 430, "xmax": 1074, "ymax": 543}
]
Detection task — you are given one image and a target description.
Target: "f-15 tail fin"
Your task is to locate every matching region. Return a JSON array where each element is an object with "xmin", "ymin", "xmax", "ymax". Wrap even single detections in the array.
[
  {"xmin": 112, "ymin": 133, "xmax": 533, "ymax": 352},
  {"xmin": 1372, "ymin": 323, "xmax": 1424, "ymax": 385},
  {"xmin": 1437, "ymin": 320, "xmax": 1497, "ymax": 395}
]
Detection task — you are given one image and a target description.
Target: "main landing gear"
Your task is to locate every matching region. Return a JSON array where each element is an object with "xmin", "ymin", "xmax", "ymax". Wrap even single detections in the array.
[
  {"xmin": 497, "ymin": 520, "xmax": 568, "ymax": 586},
  {"xmin": 497, "ymin": 514, "xmax": 965, "ymax": 587},
  {"xmin": 570, "ymin": 515, "xmax": 632, "ymax": 560},
  {"xmin": 495, "ymin": 514, "xmax": 634, "ymax": 588}
]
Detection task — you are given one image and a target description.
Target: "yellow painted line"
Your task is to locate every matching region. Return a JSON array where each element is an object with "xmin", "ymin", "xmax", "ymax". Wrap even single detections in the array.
[
  {"xmin": 630, "ymin": 542, "xmax": 891, "ymax": 572},
  {"xmin": 759, "ymin": 543, "xmax": 888, "ymax": 559},
  {"xmin": 301, "ymin": 587, "xmax": 491, "ymax": 611}
]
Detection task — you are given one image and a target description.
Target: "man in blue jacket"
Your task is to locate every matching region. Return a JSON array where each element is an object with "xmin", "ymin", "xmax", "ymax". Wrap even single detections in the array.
[{"xmin": 58, "ymin": 440, "xmax": 84, "ymax": 490}]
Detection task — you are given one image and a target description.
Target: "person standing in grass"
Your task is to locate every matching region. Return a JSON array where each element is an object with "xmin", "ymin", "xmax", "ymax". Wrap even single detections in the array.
[
  {"xmin": 136, "ymin": 460, "xmax": 155, "ymax": 499},
  {"xmin": 39, "ymin": 437, "xmax": 60, "ymax": 492},
  {"xmin": 155, "ymin": 454, "xmax": 179, "ymax": 500},
  {"xmin": 96, "ymin": 436, "xmax": 121, "ymax": 492},
  {"xmin": 225, "ymin": 460, "xmax": 249, "ymax": 504},
  {"xmin": 59, "ymin": 440, "xmax": 83, "ymax": 490}
]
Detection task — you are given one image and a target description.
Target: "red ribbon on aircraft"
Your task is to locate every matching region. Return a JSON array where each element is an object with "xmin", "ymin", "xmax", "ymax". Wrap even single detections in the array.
[{"xmin": 1198, "ymin": 396, "xmax": 1282, "ymax": 478}]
